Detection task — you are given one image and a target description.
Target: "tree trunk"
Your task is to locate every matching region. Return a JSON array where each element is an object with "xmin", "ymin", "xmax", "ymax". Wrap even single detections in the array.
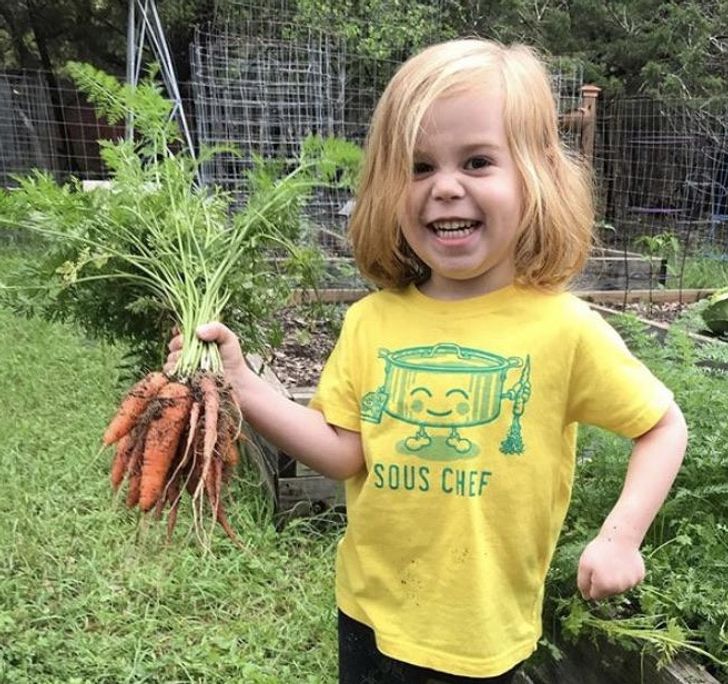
[
  {"xmin": 26, "ymin": 0, "xmax": 78, "ymax": 174},
  {"xmin": 0, "ymin": 3, "xmax": 35, "ymax": 68}
]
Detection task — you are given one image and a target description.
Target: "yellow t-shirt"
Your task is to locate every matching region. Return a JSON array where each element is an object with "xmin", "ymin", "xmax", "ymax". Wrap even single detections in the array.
[{"xmin": 309, "ymin": 283, "xmax": 673, "ymax": 677}]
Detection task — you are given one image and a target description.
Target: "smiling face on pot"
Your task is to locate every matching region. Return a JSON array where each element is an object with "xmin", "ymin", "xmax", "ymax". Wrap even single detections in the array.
[{"xmin": 406, "ymin": 384, "xmax": 472, "ymax": 423}]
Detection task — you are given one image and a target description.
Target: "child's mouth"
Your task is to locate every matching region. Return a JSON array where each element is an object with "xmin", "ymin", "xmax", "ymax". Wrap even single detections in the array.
[{"xmin": 428, "ymin": 219, "xmax": 481, "ymax": 240}]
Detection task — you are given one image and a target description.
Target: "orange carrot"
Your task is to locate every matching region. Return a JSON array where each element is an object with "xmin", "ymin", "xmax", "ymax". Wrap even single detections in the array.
[
  {"xmin": 223, "ymin": 439, "xmax": 239, "ymax": 468},
  {"xmin": 195, "ymin": 374, "xmax": 219, "ymax": 498},
  {"xmin": 154, "ymin": 437, "xmax": 185, "ymax": 520},
  {"xmin": 216, "ymin": 506, "xmax": 243, "ymax": 548},
  {"xmin": 125, "ymin": 435, "xmax": 147, "ymax": 508},
  {"xmin": 126, "ymin": 471, "xmax": 142, "ymax": 508},
  {"xmin": 206, "ymin": 456, "xmax": 243, "ymax": 548},
  {"xmin": 110, "ymin": 432, "xmax": 134, "ymax": 490},
  {"xmin": 138, "ymin": 382, "xmax": 192, "ymax": 512},
  {"xmin": 205, "ymin": 455, "xmax": 222, "ymax": 517},
  {"xmin": 172, "ymin": 400, "xmax": 201, "ymax": 483},
  {"xmin": 185, "ymin": 452, "xmax": 202, "ymax": 497},
  {"xmin": 103, "ymin": 372, "xmax": 169, "ymax": 446}
]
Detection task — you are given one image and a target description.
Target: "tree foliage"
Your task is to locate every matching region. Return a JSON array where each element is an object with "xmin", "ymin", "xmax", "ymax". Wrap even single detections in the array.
[{"xmin": 1, "ymin": 1, "xmax": 728, "ymax": 95}]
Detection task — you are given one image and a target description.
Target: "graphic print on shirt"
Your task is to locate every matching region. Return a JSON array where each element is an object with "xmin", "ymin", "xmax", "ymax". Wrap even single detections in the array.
[{"xmin": 361, "ymin": 343, "xmax": 531, "ymax": 460}]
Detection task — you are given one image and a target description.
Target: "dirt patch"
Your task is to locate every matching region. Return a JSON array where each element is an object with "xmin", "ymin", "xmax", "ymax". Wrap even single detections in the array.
[
  {"xmin": 267, "ymin": 306, "xmax": 341, "ymax": 389},
  {"xmin": 618, "ymin": 301, "xmax": 690, "ymax": 325}
]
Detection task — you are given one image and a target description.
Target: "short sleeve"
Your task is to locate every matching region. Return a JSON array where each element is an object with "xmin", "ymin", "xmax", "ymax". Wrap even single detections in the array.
[
  {"xmin": 308, "ymin": 307, "xmax": 361, "ymax": 432},
  {"xmin": 566, "ymin": 309, "xmax": 673, "ymax": 438}
]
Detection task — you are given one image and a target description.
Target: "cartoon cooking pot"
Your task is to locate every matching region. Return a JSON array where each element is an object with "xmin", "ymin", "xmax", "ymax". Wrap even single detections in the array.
[{"xmin": 362, "ymin": 343, "xmax": 531, "ymax": 457}]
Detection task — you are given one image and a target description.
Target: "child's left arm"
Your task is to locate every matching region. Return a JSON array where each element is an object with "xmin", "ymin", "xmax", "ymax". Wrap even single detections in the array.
[{"xmin": 576, "ymin": 400, "xmax": 687, "ymax": 601}]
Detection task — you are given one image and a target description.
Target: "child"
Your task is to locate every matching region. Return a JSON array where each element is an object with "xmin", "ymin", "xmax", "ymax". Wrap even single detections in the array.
[{"xmin": 165, "ymin": 39, "xmax": 687, "ymax": 684}]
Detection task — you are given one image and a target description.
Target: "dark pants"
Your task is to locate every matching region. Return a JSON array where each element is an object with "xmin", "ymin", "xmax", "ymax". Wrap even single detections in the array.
[{"xmin": 338, "ymin": 610, "xmax": 520, "ymax": 684}]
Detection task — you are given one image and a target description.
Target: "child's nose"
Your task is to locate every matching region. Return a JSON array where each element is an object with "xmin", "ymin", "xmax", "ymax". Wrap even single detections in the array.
[{"xmin": 431, "ymin": 171, "xmax": 465, "ymax": 200}]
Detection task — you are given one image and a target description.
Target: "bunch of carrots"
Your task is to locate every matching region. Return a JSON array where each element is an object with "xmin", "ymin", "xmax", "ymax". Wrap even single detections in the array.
[
  {"xmin": 103, "ymin": 369, "xmax": 244, "ymax": 545},
  {"xmin": 0, "ymin": 64, "xmax": 356, "ymax": 547}
]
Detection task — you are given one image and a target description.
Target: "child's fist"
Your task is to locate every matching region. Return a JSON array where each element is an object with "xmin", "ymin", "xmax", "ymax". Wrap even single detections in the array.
[
  {"xmin": 577, "ymin": 535, "xmax": 646, "ymax": 601},
  {"xmin": 163, "ymin": 323, "xmax": 246, "ymax": 379},
  {"xmin": 195, "ymin": 322, "xmax": 247, "ymax": 376},
  {"xmin": 163, "ymin": 327, "xmax": 183, "ymax": 375}
]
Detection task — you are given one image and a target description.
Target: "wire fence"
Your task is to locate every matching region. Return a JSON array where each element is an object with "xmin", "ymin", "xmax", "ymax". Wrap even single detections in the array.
[
  {"xmin": 190, "ymin": 23, "xmax": 354, "ymax": 252},
  {"xmin": 592, "ymin": 97, "xmax": 728, "ymax": 292},
  {"xmin": 191, "ymin": 17, "xmax": 584, "ymax": 254},
  {"xmin": 1, "ymin": 27, "xmax": 726, "ymax": 292},
  {"xmin": 0, "ymin": 70, "xmax": 198, "ymax": 185},
  {"xmin": 597, "ymin": 97, "xmax": 728, "ymax": 249}
]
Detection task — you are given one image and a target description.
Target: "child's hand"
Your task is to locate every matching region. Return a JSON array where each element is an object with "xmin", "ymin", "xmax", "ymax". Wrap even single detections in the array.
[
  {"xmin": 163, "ymin": 322, "xmax": 247, "ymax": 378},
  {"xmin": 196, "ymin": 322, "xmax": 247, "ymax": 376},
  {"xmin": 576, "ymin": 535, "xmax": 646, "ymax": 601}
]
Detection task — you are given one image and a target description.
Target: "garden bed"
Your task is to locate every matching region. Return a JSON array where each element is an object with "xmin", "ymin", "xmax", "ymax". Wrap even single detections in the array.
[{"xmin": 267, "ymin": 305, "xmax": 342, "ymax": 389}]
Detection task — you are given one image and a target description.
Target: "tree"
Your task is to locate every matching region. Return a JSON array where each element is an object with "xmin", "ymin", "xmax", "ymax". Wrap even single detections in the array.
[
  {"xmin": 0, "ymin": 0, "xmax": 215, "ymax": 79},
  {"xmin": 1, "ymin": 0, "xmax": 728, "ymax": 96}
]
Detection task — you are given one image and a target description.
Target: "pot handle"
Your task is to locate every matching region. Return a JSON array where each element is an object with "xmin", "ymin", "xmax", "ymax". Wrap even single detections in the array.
[{"xmin": 429, "ymin": 343, "xmax": 477, "ymax": 359}]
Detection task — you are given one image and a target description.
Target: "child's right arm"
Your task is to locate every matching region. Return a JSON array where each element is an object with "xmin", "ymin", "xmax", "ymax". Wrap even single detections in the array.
[{"xmin": 165, "ymin": 322, "xmax": 365, "ymax": 481}]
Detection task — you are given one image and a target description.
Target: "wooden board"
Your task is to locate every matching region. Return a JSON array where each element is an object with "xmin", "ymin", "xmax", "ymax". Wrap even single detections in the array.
[
  {"xmin": 576, "ymin": 288, "xmax": 716, "ymax": 304},
  {"xmin": 277, "ymin": 474, "xmax": 344, "ymax": 520},
  {"xmin": 288, "ymin": 287, "xmax": 717, "ymax": 306},
  {"xmin": 243, "ymin": 353, "xmax": 342, "ymax": 520},
  {"xmin": 527, "ymin": 631, "xmax": 719, "ymax": 684}
]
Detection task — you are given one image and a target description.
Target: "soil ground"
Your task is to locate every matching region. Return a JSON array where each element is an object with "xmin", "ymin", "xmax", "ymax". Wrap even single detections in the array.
[{"xmin": 267, "ymin": 306, "xmax": 341, "ymax": 389}]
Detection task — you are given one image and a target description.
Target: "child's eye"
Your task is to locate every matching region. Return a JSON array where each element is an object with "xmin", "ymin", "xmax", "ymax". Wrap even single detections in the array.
[
  {"xmin": 465, "ymin": 156, "xmax": 492, "ymax": 170},
  {"xmin": 413, "ymin": 161, "xmax": 433, "ymax": 175}
]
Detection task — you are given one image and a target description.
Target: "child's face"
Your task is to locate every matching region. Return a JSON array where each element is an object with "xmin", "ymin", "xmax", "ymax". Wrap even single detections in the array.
[{"xmin": 399, "ymin": 87, "xmax": 523, "ymax": 299}]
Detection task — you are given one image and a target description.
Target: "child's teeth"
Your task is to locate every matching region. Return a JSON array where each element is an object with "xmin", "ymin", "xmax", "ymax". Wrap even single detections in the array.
[
  {"xmin": 433, "ymin": 220, "xmax": 476, "ymax": 230},
  {"xmin": 431, "ymin": 220, "xmax": 478, "ymax": 239}
]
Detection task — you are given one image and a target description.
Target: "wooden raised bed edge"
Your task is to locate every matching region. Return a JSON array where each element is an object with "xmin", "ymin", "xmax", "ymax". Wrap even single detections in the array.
[
  {"xmin": 241, "ymin": 353, "xmax": 344, "ymax": 526},
  {"xmin": 518, "ymin": 630, "xmax": 720, "ymax": 684},
  {"xmin": 290, "ymin": 287, "xmax": 719, "ymax": 306}
]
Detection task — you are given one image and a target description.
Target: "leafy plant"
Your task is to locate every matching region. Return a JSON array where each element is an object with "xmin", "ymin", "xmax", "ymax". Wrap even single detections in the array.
[
  {"xmin": 701, "ymin": 287, "xmax": 728, "ymax": 336},
  {"xmin": 677, "ymin": 248, "xmax": 728, "ymax": 289},
  {"xmin": 289, "ymin": 0, "xmax": 453, "ymax": 60},
  {"xmin": 634, "ymin": 231, "xmax": 679, "ymax": 297},
  {"xmin": 0, "ymin": 62, "xmax": 361, "ymax": 375}
]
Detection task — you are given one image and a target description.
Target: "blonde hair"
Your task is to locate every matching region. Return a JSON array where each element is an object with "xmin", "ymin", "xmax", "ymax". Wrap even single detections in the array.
[{"xmin": 348, "ymin": 38, "xmax": 594, "ymax": 291}]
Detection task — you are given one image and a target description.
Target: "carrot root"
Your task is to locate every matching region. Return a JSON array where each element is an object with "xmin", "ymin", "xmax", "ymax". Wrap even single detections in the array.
[
  {"xmin": 103, "ymin": 371, "xmax": 168, "ymax": 446},
  {"xmin": 108, "ymin": 370, "xmax": 243, "ymax": 547},
  {"xmin": 110, "ymin": 433, "xmax": 133, "ymax": 490},
  {"xmin": 138, "ymin": 381, "xmax": 193, "ymax": 513}
]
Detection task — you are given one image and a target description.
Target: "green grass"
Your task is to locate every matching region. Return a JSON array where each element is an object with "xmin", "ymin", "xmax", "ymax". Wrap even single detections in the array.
[
  {"xmin": 672, "ymin": 249, "xmax": 728, "ymax": 289},
  {"xmin": 0, "ymin": 295, "xmax": 339, "ymax": 682}
]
